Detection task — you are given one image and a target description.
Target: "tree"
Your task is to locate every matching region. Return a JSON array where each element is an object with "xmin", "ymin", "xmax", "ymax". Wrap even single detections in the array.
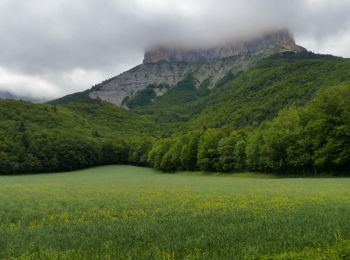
[
  {"xmin": 245, "ymin": 130, "xmax": 265, "ymax": 171},
  {"xmin": 259, "ymin": 107, "xmax": 303, "ymax": 172},
  {"xmin": 180, "ymin": 131, "xmax": 201, "ymax": 171},
  {"xmin": 147, "ymin": 139, "xmax": 173, "ymax": 170},
  {"xmin": 128, "ymin": 137, "xmax": 154, "ymax": 166},
  {"xmin": 303, "ymin": 84, "xmax": 350, "ymax": 173},
  {"xmin": 234, "ymin": 139, "xmax": 247, "ymax": 171},
  {"xmin": 197, "ymin": 128, "xmax": 227, "ymax": 171},
  {"xmin": 217, "ymin": 130, "xmax": 247, "ymax": 172}
]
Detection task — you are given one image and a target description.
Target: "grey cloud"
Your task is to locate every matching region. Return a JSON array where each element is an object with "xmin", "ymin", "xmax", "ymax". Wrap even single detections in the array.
[{"xmin": 0, "ymin": 0, "xmax": 349, "ymax": 99}]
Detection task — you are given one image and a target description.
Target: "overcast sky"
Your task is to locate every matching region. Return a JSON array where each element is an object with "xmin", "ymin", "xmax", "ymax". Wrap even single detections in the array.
[{"xmin": 1, "ymin": 0, "xmax": 350, "ymax": 99}]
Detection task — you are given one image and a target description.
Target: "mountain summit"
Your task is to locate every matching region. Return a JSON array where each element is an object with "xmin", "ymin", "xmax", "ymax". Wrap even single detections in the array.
[
  {"xmin": 54, "ymin": 30, "xmax": 305, "ymax": 107},
  {"xmin": 143, "ymin": 30, "xmax": 301, "ymax": 63}
]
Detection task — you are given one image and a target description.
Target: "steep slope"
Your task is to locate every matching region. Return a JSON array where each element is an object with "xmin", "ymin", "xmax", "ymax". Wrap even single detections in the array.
[
  {"xmin": 0, "ymin": 99, "xmax": 156, "ymax": 173},
  {"xmin": 53, "ymin": 30, "xmax": 304, "ymax": 107},
  {"xmin": 134, "ymin": 52, "xmax": 350, "ymax": 130},
  {"xmin": 147, "ymin": 83, "xmax": 350, "ymax": 173}
]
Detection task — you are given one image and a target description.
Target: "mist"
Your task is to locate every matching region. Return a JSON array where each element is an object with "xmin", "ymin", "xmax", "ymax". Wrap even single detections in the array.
[{"xmin": 0, "ymin": 0, "xmax": 350, "ymax": 99}]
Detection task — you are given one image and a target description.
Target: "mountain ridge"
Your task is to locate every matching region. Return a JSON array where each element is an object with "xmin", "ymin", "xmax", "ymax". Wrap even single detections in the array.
[
  {"xmin": 2, "ymin": 51, "xmax": 350, "ymax": 175},
  {"xmin": 0, "ymin": 90, "xmax": 46, "ymax": 103},
  {"xmin": 53, "ymin": 30, "xmax": 305, "ymax": 107},
  {"xmin": 143, "ymin": 30, "xmax": 302, "ymax": 63}
]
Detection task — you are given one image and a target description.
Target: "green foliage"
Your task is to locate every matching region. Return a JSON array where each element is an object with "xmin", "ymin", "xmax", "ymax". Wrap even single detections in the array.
[
  {"xmin": 197, "ymin": 128, "xmax": 227, "ymax": 171},
  {"xmin": 217, "ymin": 130, "xmax": 247, "ymax": 171},
  {"xmin": 136, "ymin": 52, "xmax": 350, "ymax": 129},
  {"xmin": 49, "ymin": 90, "xmax": 91, "ymax": 104},
  {"xmin": 259, "ymin": 240, "xmax": 350, "ymax": 259},
  {"xmin": 128, "ymin": 136, "xmax": 154, "ymax": 165},
  {"xmin": 214, "ymin": 70, "xmax": 235, "ymax": 88},
  {"xmin": 150, "ymin": 75, "xmax": 207, "ymax": 107},
  {"xmin": 147, "ymin": 138, "xmax": 173, "ymax": 170},
  {"xmin": 249, "ymin": 107, "xmax": 306, "ymax": 172},
  {"xmin": 1, "ymin": 50, "xmax": 349, "ymax": 260},
  {"xmin": 146, "ymin": 84, "xmax": 350, "ymax": 174},
  {"xmin": 123, "ymin": 85, "xmax": 157, "ymax": 109},
  {"xmin": 304, "ymin": 84, "xmax": 350, "ymax": 172},
  {"xmin": 1, "ymin": 52, "xmax": 350, "ymax": 175},
  {"xmin": 245, "ymin": 84, "xmax": 350, "ymax": 174},
  {"xmin": 147, "ymin": 131, "xmax": 202, "ymax": 171},
  {"xmin": 178, "ymin": 131, "xmax": 201, "ymax": 170},
  {"xmin": 0, "ymin": 100, "xmax": 155, "ymax": 174},
  {"xmin": 133, "ymin": 75, "xmax": 211, "ymax": 123}
]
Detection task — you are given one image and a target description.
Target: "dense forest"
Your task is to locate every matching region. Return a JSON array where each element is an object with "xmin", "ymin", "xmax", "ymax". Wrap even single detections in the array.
[
  {"xmin": 0, "ymin": 52, "xmax": 349, "ymax": 175},
  {"xmin": 148, "ymin": 84, "xmax": 350, "ymax": 174},
  {"xmin": 0, "ymin": 100, "xmax": 155, "ymax": 173}
]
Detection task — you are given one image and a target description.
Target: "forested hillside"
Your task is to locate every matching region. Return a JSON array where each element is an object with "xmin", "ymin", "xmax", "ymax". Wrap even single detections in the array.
[
  {"xmin": 0, "ymin": 52, "xmax": 349, "ymax": 175},
  {"xmin": 148, "ymin": 84, "xmax": 350, "ymax": 174},
  {"xmin": 135, "ymin": 52, "xmax": 350, "ymax": 129},
  {"xmin": 0, "ymin": 100, "xmax": 155, "ymax": 173}
]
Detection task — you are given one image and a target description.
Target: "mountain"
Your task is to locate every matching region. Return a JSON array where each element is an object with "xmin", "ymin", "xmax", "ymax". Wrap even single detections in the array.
[
  {"xmin": 2, "ymin": 30, "xmax": 350, "ymax": 175},
  {"xmin": 143, "ymin": 30, "xmax": 301, "ymax": 63},
  {"xmin": 135, "ymin": 52, "xmax": 350, "ymax": 129},
  {"xmin": 53, "ymin": 30, "xmax": 305, "ymax": 107},
  {"xmin": 0, "ymin": 90, "xmax": 45, "ymax": 103}
]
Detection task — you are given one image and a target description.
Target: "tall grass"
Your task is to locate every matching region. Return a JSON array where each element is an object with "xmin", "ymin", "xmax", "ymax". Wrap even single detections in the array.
[{"xmin": 0, "ymin": 165, "xmax": 349, "ymax": 259}]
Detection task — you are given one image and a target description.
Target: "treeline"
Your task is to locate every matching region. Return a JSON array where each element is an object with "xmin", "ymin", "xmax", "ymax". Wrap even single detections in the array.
[
  {"xmin": 0, "ymin": 84, "xmax": 349, "ymax": 175},
  {"xmin": 0, "ymin": 129, "xmax": 153, "ymax": 174},
  {"xmin": 0, "ymin": 99, "xmax": 155, "ymax": 174},
  {"xmin": 147, "ymin": 85, "xmax": 350, "ymax": 174}
]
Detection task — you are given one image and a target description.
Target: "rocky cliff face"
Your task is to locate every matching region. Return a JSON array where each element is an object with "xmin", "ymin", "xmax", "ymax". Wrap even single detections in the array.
[
  {"xmin": 143, "ymin": 30, "xmax": 299, "ymax": 63},
  {"xmin": 84, "ymin": 30, "xmax": 304, "ymax": 107}
]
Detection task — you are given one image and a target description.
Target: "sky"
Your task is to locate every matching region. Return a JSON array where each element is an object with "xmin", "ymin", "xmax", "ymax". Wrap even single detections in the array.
[{"xmin": 0, "ymin": 0, "xmax": 350, "ymax": 100}]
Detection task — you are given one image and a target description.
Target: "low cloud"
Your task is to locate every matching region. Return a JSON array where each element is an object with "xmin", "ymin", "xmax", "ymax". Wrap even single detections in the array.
[{"xmin": 0, "ymin": 0, "xmax": 350, "ymax": 99}]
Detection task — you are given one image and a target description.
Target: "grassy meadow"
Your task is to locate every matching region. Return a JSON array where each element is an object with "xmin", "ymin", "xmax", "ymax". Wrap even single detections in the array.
[{"xmin": 0, "ymin": 165, "xmax": 350, "ymax": 259}]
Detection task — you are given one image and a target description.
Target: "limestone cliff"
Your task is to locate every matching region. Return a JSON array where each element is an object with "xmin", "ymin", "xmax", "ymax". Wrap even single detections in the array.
[
  {"xmin": 143, "ymin": 30, "xmax": 299, "ymax": 63},
  {"xmin": 79, "ymin": 30, "xmax": 304, "ymax": 107}
]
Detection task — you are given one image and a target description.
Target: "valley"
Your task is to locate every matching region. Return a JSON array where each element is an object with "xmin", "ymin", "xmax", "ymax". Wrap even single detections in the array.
[
  {"xmin": 1, "ymin": 2, "xmax": 350, "ymax": 259},
  {"xmin": 0, "ymin": 165, "xmax": 349, "ymax": 259}
]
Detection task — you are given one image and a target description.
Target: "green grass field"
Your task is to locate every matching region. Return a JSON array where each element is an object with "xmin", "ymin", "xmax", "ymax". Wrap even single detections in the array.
[{"xmin": 1, "ymin": 166, "xmax": 350, "ymax": 259}]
